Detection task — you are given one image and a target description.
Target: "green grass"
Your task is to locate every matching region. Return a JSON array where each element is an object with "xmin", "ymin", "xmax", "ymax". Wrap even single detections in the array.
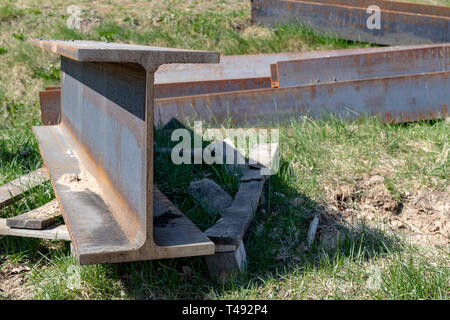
[
  {"xmin": 1, "ymin": 116, "xmax": 448, "ymax": 300},
  {"xmin": 406, "ymin": 0, "xmax": 450, "ymax": 5},
  {"xmin": 0, "ymin": 0, "xmax": 449, "ymax": 300},
  {"xmin": 0, "ymin": 2, "xmax": 24, "ymax": 23}
]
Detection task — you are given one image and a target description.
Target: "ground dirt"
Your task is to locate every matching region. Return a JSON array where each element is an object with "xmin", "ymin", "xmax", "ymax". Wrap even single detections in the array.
[
  {"xmin": 0, "ymin": 263, "xmax": 33, "ymax": 299},
  {"xmin": 325, "ymin": 174, "xmax": 449, "ymax": 248}
]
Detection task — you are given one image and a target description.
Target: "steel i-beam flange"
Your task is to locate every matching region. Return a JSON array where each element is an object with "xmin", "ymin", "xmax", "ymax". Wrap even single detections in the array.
[{"xmin": 31, "ymin": 40, "xmax": 219, "ymax": 265}]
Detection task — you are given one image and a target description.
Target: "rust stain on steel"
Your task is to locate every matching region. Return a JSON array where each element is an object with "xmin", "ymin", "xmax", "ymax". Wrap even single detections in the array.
[
  {"xmin": 155, "ymin": 46, "xmax": 424, "ymax": 84},
  {"xmin": 251, "ymin": 0, "xmax": 450, "ymax": 45},
  {"xmin": 270, "ymin": 64, "xmax": 279, "ymax": 88},
  {"xmin": 32, "ymin": 40, "xmax": 217, "ymax": 265},
  {"xmin": 39, "ymin": 77, "xmax": 272, "ymax": 110},
  {"xmin": 309, "ymin": 0, "xmax": 450, "ymax": 17},
  {"xmin": 154, "ymin": 77, "xmax": 271, "ymax": 99},
  {"xmin": 45, "ymin": 86, "xmax": 61, "ymax": 90},
  {"xmin": 273, "ymin": 43, "xmax": 450, "ymax": 87},
  {"xmin": 39, "ymin": 89, "xmax": 61, "ymax": 125},
  {"xmin": 155, "ymin": 71, "xmax": 450, "ymax": 126}
]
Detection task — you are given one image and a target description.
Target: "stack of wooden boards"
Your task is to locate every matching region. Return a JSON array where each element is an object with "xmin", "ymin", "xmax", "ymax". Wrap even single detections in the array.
[{"xmin": 0, "ymin": 168, "xmax": 69, "ymax": 240}]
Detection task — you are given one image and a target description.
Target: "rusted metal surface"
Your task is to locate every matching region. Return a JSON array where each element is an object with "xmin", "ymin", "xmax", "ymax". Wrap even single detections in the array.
[
  {"xmin": 154, "ymin": 77, "xmax": 271, "ymax": 99},
  {"xmin": 155, "ymin": 52, "xmax": 306, "ymax": 83},
  {"xmin": 153, "ymin": 45, "xmax": 446, "ymax": 97},
  {"xmin": 270, "ymin": 64, "xmax": 279, "ymax": 88},
  {"xmin": 31, "ymin": 40, "xmax": 217, "ymax": 265},
  {"xmin": 155, "ymin": 44, "xmax": 450, "ymax": 125},
  {"xmin": 40, "ymin": 78, "xmax": 271, "ymax": 114},
  {"xmin": 40, "ymin": 44, "xmax": 449, "ymax": 129},
  {"xmin": 39, "ymin": 89, "xmax": 61, "ymax": 125},
  {"xmin": 251, "ymin": 0, "xmax": 450, "ymax": 45},
  {"xmin": 155, "ymin": 45, "xmax": 432, "ymax": 84},
  {"xmin": 155, "ymin": 71, "xmax": 449, "ymax": 125},
  {"xmin": 274, "ymin": 43, "xmax": 450, "ymax": 87},
  {"xmin": 40, "ymin": 44, "xmax": 440, "ymax": 104},
  {"xmin": 154, "ymin": 44, "xmax": 449, "ymax": 125}
]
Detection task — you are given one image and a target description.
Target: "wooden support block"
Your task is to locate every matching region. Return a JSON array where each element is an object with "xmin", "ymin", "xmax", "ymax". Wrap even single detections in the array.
[
  {"xmin": 205, "ymin": 240, "xmax": 247, "ymax": 281},
  {"xmin": 249, "ymin": 142, "xmax": 279, "ymax": 176},
  {"xmin": 240, "ymin": 167, "xmax": 264, "ymax": 182},
  {"xmin": 200, "ymin": 138, "xmax": 246, "ymax": 176},
  {"xmin": 0, "ymin": 218, "xmax": 70, "ymax": 241},
  {"xmin": 205, "ymin": 168, "xmax": 266, "ymax": 245},
  {"xmin": 215, "ymin": 244, "xmax": 238, "ymax": 253},
  {"xmin": 0, "ymin": 168, "xmax": 49, "ymax": 209},
  {"xmin": 6, "ymin": 199, "xmax": 61, "ymax": 230},
  {"xmin": 232, "ymin": 177, "xmax": 267, "ymax": 212}
]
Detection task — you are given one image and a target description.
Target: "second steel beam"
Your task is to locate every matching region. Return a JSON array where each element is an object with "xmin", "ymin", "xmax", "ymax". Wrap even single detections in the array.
[
  {"xmin": 251, "ymin": 0, "xmax": 450, "ymax": 45},
  {"xmin": 155, "ymin": 71, "xmax": 449, "ymax": 125}
]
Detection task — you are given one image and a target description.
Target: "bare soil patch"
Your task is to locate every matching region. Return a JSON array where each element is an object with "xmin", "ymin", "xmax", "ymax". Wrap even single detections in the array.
[
  {"xmin": 327, "ymin": 175, "xmax": 449, "ymax": 248},
  {"xmin": 0, "ymin": 263, "xmax": 32, "ymax": 299}
]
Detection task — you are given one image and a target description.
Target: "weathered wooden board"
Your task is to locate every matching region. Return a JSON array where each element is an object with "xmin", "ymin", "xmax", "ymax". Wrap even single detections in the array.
[
  {"xmin": 215, "ymin": 244, "xmax": 238, "ymax": 253},
  {"xmin": 0, "ymin": 168, "xmax": 49, "ymax": 209},
  {"xmin": 0, "ymin": 218, "xmax": 70, "ymax": 241},
  {"xmin": 205, "ymin": 240, "xmax": 247, "ymax": 281},
  {"xmin": 6, "ymin": 199, "xmax": 61, "ymax": 230},
  {"xmin": 205, "ymin": 168, "xmax": 267, "ymax": 245}
]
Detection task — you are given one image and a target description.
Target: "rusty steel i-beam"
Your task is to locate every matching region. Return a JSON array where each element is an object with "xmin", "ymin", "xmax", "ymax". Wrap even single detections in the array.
[
  {"xmin": 41, "ymin": 44, "xmax": 449, "ymax": 127},
  {"xmin": 31, "ymin": 40, "xmax": 220, "ymax": 265},
  {"xmin": 153, "ymin": 43, "xmax": 449, "ymax": 125},
  {"xmin": 251, "ymin": 0, "xmax": 450, "ymax": 45}
]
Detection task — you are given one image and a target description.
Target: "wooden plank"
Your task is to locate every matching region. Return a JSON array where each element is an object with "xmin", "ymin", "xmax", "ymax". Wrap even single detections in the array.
[
  {"xmin": 0, "ymin": 218, "xmax": 70, "ymax": 241},
  {"xmin": 205, "ymin": 240, "xmax": 247, "ymax": 281},
  {"xmin": 248, "ymin": 143, "xmax": 279, "ymax": 176},
  {"xmin": 6, "ymin": 199, "xmax": 61, "ymax": 230},
  {"xmin": 215, "ymin": 244, "xmax": 238, "ymax": 253},
  {"xmin": 0, "ymin": 168, "xmax": 49, "ymax": 209},
  {"xmin": 205, "ymin": 168, "xmax": 267, "ymax": 245},
  {"xmin": 240, "ymin": 168, "xmax": 264, "ymax": 182}
]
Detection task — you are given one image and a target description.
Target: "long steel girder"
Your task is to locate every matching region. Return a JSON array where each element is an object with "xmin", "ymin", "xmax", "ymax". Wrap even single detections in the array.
[
  {"xmin": 32, "ymin": 40, "xmax": 219, "ymax": 265},
  {"xmin": 251, "ymin": 0, "xmax": 450, "ymax": 45},
  {"xmin": 35, "ymin": 43, "xmax": 448, "ymax": 265},
  {"xmin": 41, "ymin": 44, "xmax": 449, "ymax": 128},
  {"xmin": 154, "ymin": 43, "xmax": 449, "ymax": 125}
]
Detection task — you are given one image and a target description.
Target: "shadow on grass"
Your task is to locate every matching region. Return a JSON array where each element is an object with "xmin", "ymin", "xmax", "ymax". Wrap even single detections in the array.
[
  {"xmin": 108, "ymin": 123, "xmax": 404, "ymax": 299},
  {"xmin": 0, "ymin": 120, "xmax": 407, "ymax": 300}
]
